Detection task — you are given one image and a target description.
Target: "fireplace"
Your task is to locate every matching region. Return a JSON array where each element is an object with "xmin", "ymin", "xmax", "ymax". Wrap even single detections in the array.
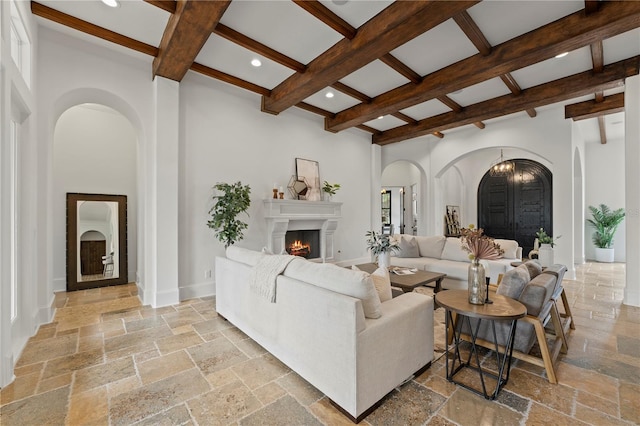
[
  {"xmin": 285, "ymin": 230, "xmax": 320, "ymax": 259},
  {"xmin": 263, "ymin": 199, "xmax": 342, "ymax": 262}
]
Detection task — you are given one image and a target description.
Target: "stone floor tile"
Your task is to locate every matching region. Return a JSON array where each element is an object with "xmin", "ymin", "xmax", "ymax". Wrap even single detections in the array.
[
  {"xmin": 138, "ymin": 350, "xmax": 195, "ymax": 385},
  {"xmin": 525, "ymin": 402, "xmax": 588, "ymax": 425},
  {"xmin": 73, "ymin": 356, "xmax": 136, "ymax": 394},
  {"xmin": 426, "ymin": 415, "xmax": 459, "ymax": 425},
  {"xmin": 15, "ymin": 333, "xmax": 78, "ymax": 367},
  {"xmin": 619, "ymin": 381, "xmax": 640, "ymax": 423},
  {"xmin": 220, "ymin": 326, "xmax": 250, "ymax": 343},
  {"xmin": 36, "ymin": 372, "xmax": 72, "ymax": 394},
  {"xmin": 109, "ymin": 368, "xmax": 209, "ymax": 425},
  {"xmin": 308, "ymin": 397, "xmax": 355, "ymax": 426},
  {"xmin": 253, "ymin": 382, "xmax": 287, "ymax": 406},
  {"xmin": 276, "ymin": 371, "xmax": 324, "ymax": 407},
  {"xmin": 187, "ymin": 338, "xmax": 248, "ymax": 375},
  {"xmin": 42, "ymin": 348, "xmax": 104, "ymax": 380},
  {"xmin": 104, "ymin": 324, "xmax": 172, "ymax": 353},
  {"xmin": 135, "ymin": 348, "xmax": 161, "ymax": 363},
  {"xmin": 155, "ymin": 330, "xmax": 204, "ymax": 355},
  {"xmin": 135, "ymin": 403, "xmax": 192, "ymax": 426},
  {"xmin": 239, "ymin": 395, "xmax": 321, "ymax": 426},
  {"xmin": 507, "ymin": 368, "xmax": 576, "ymax": 415},
  {"xmin": 495, "ymin": 389, "xmax": 530, "ymax": 413},
  {"xmin": 193, "ymin": 317, "xmax": 233, "ymax": 335},
  {"xmin": 13, "ymin": 362, "xmax": 43, "ymax": 378},
  {"xmin": 107, "ymin": 374, "xmax": 142, "ymax": 399},
  {"xmin": 0, "ymin": 386, "xmax": 70, "ymax": 425},
  {"xmin": 365, "ymin": 381, "xmax": 446, "ymax": 426},
  {"xmin": 187, "ymin": 380, "xmax": 262, "ymax": 425},
  {"xmin": 233, "ymin": 353, "xmax": 290, "ymax": 390},
  {"xmin": 67, "ymin": 386, "xmax": 109, "ymax": 426},
  {"xmin": 438, "ymin": 388, "xmax": 523, "ymax": 426},
  {"xmin": 574, "ymin": 403, "xmax": 628, "ymax": 425},
  {"xmin": 576, "ymin": 391, "xmax": 619, "ymax": 419},
  {"xmin": 205, "ymin": 367, "xmax": 239, "ymax": 388},
  {"xmin": 162, "ymin": 308, "xmax": 205, "ymax": 329},
  {"xmin": 78, "ymin": 333, "xmax": 104, "ymax": 353},
  {"xmin": 616, "ymin": 335, "xmax": 640, "ymax": 358},
  {"xmin": 234, "ymin": 337, "xmax": 269, "ymax": 358},
  {"xmin": 0, "ymin": 372, "xmax": 40, "ymax": 405},
  {"xmin": 555, "ymin": 361, "xmax": 619, "ymax": 402},
  {"xmin": 124, "ymin": 316, "xmax": 167, "ymax": 333}
]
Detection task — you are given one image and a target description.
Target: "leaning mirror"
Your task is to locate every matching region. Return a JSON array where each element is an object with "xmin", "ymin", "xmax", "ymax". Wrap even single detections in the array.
[{"xmin": 67, "ymin": 193, "xmax": 128, "ymax": 291}]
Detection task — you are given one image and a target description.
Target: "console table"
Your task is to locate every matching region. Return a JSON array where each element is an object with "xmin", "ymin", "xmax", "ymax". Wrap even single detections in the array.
[{"xmin": 434, "ymin": 290, "xmax": 526, "ymax": 400}]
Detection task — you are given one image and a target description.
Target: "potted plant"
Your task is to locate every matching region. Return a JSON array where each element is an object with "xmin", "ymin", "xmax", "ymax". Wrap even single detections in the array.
[
  {"xmin": 365, "ymin": 230, "xmax": 399, "ymax": 269},
  {"xmin": 535, "ymin": 228, "xmax": 559, "ymax": 267},
  {"xmin": 586, "ymin": 204, "xmax": 625, "ymax": 263},
  {"xmin": 322, "ymin": 181, "xmax": 341, "ymax": 201},
  {"xmin": 207, "ymin": 181, "xmax": 251, "ymax": 248}
]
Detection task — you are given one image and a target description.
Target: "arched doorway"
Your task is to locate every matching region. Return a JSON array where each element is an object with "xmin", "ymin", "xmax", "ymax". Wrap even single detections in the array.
[
  {"xmin": 478, "ymin": 159, "xmax": 552, "ymax": 256},
  {"xmin": 382, "ymin": 161, "xmax": 423, "ymax": 235}
]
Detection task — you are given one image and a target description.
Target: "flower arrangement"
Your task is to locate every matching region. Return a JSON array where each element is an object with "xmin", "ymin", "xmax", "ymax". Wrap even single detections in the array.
[
  {"xmin": 460, "ymin": 225, "xmax": 504, "ymax": 261},
  {"xmin": 535, "ymin": 228, "xmax": 560, "ymax": 248},
  {"xmin": 365, "ymin": 230, "xmax": 399, "ymax": 255}
]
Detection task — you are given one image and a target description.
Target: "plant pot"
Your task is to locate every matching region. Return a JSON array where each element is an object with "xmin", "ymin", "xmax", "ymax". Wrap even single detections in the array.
[
  {"xmin": 594, "ymin": 247, "xmax": 614, "ymax": 263},
  {"xmin": 377, "ymin": 252, "xmax": 391, "ymax": 269},
  {"xmin": 538, "ymin": 244, "xmax": 554, "ymax": 267}
]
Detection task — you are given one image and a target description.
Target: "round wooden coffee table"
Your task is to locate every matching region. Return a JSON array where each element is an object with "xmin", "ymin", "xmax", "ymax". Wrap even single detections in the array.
[{"xmin": 435, "ymin": 290, "xmax": 527, "ymax": 400}]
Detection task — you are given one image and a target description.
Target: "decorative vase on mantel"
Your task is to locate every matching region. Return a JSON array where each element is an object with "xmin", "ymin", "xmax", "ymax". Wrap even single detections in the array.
[
  {"xmin": 468, "ymin": 259, "xmax": 486, "ymax": 305},
  {"xmin": 377, "ymin": 251, "xmax": 391, "ymax": 269}
]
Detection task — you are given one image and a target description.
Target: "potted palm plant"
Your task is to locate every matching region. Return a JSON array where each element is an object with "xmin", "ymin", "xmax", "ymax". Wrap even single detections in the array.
[
  {"xmin": 207, "ymin": 181, "xmax": 251, "ymax": 248},
  {"xmin": 586, "ymin": 204, "xmax": 625, "ymax": 263}
]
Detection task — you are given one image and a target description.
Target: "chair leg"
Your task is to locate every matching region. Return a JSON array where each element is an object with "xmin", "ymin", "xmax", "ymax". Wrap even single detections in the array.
[
  {"xmin": 549, "ymin": 303, "xmax": 568, "ymax": 354},
  {"xmin": 531, "ymin": 318, "xmax": 557, "ymax": 384},
  {"xmin": 560, "ymin": 288, "xmax": 575, "ymax": 330}
]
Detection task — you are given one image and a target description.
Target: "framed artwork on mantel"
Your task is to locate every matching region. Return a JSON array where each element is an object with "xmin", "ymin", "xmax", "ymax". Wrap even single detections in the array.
[{"xmin": 295, "ymin": 158, "xmax": 321, "ymax": 201}]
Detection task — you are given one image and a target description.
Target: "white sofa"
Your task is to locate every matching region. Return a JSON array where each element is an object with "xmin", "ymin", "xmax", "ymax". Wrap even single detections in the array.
[
  {"xmin": 216, "ymin": 246, "xmax": 434, "ymax": 422},
  {"xmin": 390, "ymin": 235, "xmax": 522, "ymax": 290}
]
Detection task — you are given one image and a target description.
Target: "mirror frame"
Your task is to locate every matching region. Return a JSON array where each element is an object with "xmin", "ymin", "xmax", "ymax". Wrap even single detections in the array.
[{"xmin": 67, "ymin": 193, "xmax": 128, "ymax": 291}]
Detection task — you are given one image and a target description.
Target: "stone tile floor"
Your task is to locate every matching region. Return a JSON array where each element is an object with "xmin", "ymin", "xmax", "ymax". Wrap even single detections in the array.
[{"xmin": 1, "ymin": 262, "xmax": 638, "ymax": 425}]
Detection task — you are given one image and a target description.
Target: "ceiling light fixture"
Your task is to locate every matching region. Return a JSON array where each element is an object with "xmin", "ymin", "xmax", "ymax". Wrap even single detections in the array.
[
  {"xmin": 489, "ymin": 149, "xmax": 515, "ymax": 177},
  {"xmin": 377, "ymin": 116, "xmax": 384, "ymax": 120},
  {"xmin": 325, "ymin": 92, "xmax": 334, "ymax": 98},
  {"xmin": 251, "ymin": 58, "xmax": 262, "ymax": 67},
  {"xmin": 555, "ymin": 52, "xmax": 569, "ymax": 58},
  {"xmin": 101, "ymin": 0, "xmax": 119, "ymax": 7}
]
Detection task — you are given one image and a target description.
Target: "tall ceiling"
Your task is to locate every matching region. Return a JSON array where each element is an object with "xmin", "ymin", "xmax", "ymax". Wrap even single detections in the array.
[{"xmin": 32, "ymin": 0, "xmax": 640, "ymax": 145}]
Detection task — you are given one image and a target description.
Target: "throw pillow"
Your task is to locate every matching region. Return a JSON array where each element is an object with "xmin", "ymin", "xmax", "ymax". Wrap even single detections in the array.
[
  {"xmin": 415, "ymin": 235, "xmax": 446, "ymax": 259},
  {"xmin": 396, "ymin": 235, "xmax": 420, "ymax": 258},
  {"xmin": 352, "ymin": 265, "xmax": 393, "ymax": 302},
  {"xmin": 496, "ymin": 265, "xmax": 530, "ymax": 300},
  {"xmin": 493, "ymin": 239, "xmax": 519, "ymax": 259},
  {"xmin": 440, "ymin": 237, "xmax": 471, "ymax": 262}
]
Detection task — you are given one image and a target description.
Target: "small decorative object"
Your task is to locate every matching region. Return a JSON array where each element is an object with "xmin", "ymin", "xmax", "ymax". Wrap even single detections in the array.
[
  {"xmin": 535, "ymin": 228, "xmax": 559, "ymax": 267},
  {"xmin": 484, "ymin": 277, "xmax": 493, "ymax": 304},
  {"xmin": 272, "ymin": 185, "xmax": 278, "ymax": 199},
  {"xmin": 296, "ymin": 158, "xmax": 321, "ymax": 201},
  {"xmin": 322, "ymin": 181, "xmax": 341, "ymax": 201},
  {"xmin": 445, "ymin": 205, "xmax": 461, "ymax": 236},
  {"xmin": 365, "ymin": 230, "xmax": 400, "ymax": 269},
  {"xmin": 586, "ymin": 204, "xmax": 625, "ymax": 263},
  {"xmin": 460, "ymin": 225, "xmax": 504, "ymax": 305},
  {"xmin": 288, "ymin": 175, "xmax": 309, "ymax": 199},
  {"xmin": 207, "ymin": 181, "xmax": 251, "ymax": 248}
]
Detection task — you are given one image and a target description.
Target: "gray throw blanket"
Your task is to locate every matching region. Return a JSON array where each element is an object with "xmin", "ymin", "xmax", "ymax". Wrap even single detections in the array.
[{"xmin": 249, "ymin": 254, "xmax": 296, "ymax": 302}]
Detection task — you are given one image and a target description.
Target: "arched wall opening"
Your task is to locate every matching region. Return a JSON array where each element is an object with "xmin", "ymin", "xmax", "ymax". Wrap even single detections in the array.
[
  {"xmin": 381, "ymin": 160, "xmax": 425, "ymax": 235},
  {"xmin": 52, "ymin": 102, "xmax": 138, "ymax": 291}
]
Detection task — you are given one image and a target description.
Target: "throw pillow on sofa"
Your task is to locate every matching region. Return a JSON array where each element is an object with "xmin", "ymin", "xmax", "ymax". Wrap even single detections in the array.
[
  {"xmin": 396, "ymin": 235, "xmax": 420, "ymax": 258},
  {"xmin": 352, "ymin": 265, "xmax": 393, "ymax": 302},
  {"xmin": 415, "ymin": 235, "xmax": 446, "ymax": 258},
  {"xmin": 440, "ymin": 237, "xmax": 472, "ymax": 262},
  {"xmin": 493, "ymin": 239, "xmax": 519, "ymax": 259}
]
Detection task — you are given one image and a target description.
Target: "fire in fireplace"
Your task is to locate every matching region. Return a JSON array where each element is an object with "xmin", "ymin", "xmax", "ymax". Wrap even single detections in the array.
[{"xmin": 285, "ymin": 230, "xmax": 320, "ymax": 259}]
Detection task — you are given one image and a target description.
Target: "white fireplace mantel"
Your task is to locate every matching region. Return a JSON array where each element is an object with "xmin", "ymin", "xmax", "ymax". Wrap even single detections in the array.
[{"xmin": 263, "ymin": 199, "xmax": 342, "ymax": 262}]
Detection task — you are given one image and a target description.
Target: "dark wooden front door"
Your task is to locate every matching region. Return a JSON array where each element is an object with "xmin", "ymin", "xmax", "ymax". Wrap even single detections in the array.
[
  {"xmin": 478, "ymin": 159, "xmax": 552, "ymax": 257},
  {"xmin": 80, "ymin": 240, "xmax": 106, "ymax": 275}
]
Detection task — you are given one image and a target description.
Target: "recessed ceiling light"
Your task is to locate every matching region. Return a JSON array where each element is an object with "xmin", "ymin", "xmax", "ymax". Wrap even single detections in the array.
[
  {"xmin": 325, "ymin": 92, "xmax": 334, "ymax": 98},
  {"xmin": 377, "ymin": 116, "xmax": 384, "ymax": 120},
  {"xmin": 101, "ymin": 0, "xmax": 119, "ymax": 7},
  {"xmin": 555, "ymin": 52, "xmax": 569, "ymax": 58},
  {"xmin": 251, "ymin": 58, "xmax": 262, "ymax": 67}
]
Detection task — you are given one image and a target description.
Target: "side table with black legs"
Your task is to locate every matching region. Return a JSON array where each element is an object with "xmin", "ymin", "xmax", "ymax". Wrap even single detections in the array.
[{"xmin": 434, "ymin": 290, "xmax": 527, "ymax": 400}]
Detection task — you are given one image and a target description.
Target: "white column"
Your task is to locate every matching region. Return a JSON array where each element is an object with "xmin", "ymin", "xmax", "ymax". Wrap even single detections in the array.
[
  {"xmin": 625, "ymin": 74, "xmax": 640, "ymax": 307},
  {"xmin": 144, "ymin": 76, "xmax": 180, "ymax": 307}
]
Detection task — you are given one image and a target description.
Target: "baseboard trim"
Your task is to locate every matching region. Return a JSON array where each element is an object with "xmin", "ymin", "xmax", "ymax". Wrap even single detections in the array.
[{"xmin": 179, "ymin": 281, "xmax": 215, "ymax": 301}]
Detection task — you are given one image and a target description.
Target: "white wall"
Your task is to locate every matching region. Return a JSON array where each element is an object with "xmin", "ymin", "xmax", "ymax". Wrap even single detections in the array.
[
  {"xmin": 53, "ymin": 104, "xmax": 138, "ymax": 290},
  {"xmin": 179, "ymin": 72, "xmax": 373, "ymax": 296},
  {"xmin": 584, "ymin": 137, "xmax": 626, "ymax": 261}
]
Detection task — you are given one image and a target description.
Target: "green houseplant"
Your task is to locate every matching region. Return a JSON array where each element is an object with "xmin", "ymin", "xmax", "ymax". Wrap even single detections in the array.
[
  {"xmin": 322, "ymin": 181, "xmax": 341, "ymax": 200},
  {"xmin": 586, "ymin": 204, "xmax": 625, "ymax": 262},
  {"xmin": 365, "ymin": 230, "xmax": 399, "ymax": 269},
  {"xmin": 207, "ymin": 181, "xmax": 251, "ymax": 248}
]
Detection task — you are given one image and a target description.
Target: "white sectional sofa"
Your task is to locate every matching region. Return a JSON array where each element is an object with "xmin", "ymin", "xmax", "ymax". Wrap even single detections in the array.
[
  {"xmin": 216, "ymin": 246, "xmax": 434, "ymax": 423},
  {"xmin": 389, "ymin": 235, "xmax": 522, "ymax": 290}
]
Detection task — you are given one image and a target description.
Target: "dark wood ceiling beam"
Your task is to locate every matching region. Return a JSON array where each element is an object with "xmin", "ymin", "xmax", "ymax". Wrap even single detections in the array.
[
  {"xmin": 436, "ymin": 96, "xmax": 485, "ymax": 129},
  {"xmin": 153, "ymin": 0, "xmax": 231, "ymax": 81},
  {"xmin": 331, "ymin": 82, "xmax": 371, "ymax": 103},
  {"xmin": 585, "ymin": 1, "xmax": 601, "ymax": 15},
  {"xmin": 214, "ymin": 24, "xmax": 306, "ymax": 74},
  {"xmin": 372, "ymin": 56, "xmax": 639, "ymax": 145},
  {"xmin": 261, "ymin": 1, "xmax": 479, "ymax": 115},
  {"xmin": 190, "ymin": 62, "xmax": 270, "ymax": 96},
  {"xmin": 357, "ymin": 124, "xmax": 381, "ymax": 135},
  {"xmin": 293, "ymin": 0, "xmax": 357, "ymax": 39},
  {"xmin": 296, "ymin": 102, "xmax": 334, "ymax": 118},
  {"xmin": 144, "ymin": 0, "xmax": 176, "ymax": 14},
  {"xmin": 564, "ymin": 92, "xmax": 624, "ymax": 121},
  {"xmin": 500, "ymin": 74, "xmax": 537, "ymax": 117},
  {"xmin": 591, "ymin": 40, "xmax": 604, "ymax": 72},
  {"xmin": 31, "ymin": 2, "xmax": 158, "ymax": 56},
  {"xmin": 380, "ymin": 54, "xmax": 422, "ymax": 84},
  {"xmin": 328, "ymin": 1, "xmax": 640, "ymax": 132},
  {"xmin": 598, "ymin": 116, "xmax": 607, "ymax": 144},
  {"xmin": 393, "ymin": 112, "xmax": 417, "ymax": 124}
]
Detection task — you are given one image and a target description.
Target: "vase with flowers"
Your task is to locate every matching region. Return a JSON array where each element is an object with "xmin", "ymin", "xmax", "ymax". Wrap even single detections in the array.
[
  {"xmin": 460, "ymin": 225, "xmax": 504, "ymax": 305},
  {"xmin": 365, "ymin": 230, "xmax": 399, "ymax": 269}
]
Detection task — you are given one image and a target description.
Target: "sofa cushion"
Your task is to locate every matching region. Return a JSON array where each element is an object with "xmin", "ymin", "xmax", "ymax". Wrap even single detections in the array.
[
  {"xmin": 226, "ymin": 245, "xmax": 264, "ymax": 266},
  {"xmin": 519, "ymin": 273, "xmax": 556, "ymax": 317},
  {"xmin": 440, "ymin": 238, "xmax": 471, "ymax": 262},
  {"xmin": 352, "ymin": 265, "xmax": 392, "ymax": 302},
  {"xmin": 493, "ymin": 239, "xmax": 519, "ymax": 259},
  {"xmin": 396, "ymin": 235, "xmax": 420, "ymax": 258},
  {"xmin": 284, "ymin": 258, "xmax": 382, "ymax": 319},
  {"xmin": 415, "ymin": 235, "xmax": 446, "ymax": 259},
  {"xmin": 522, "ymin": 259, "xmax": 542, "ymax": 279},
  {"xmin": 496, "ymin": 265, "xmax": 530, "ymax": 300}
]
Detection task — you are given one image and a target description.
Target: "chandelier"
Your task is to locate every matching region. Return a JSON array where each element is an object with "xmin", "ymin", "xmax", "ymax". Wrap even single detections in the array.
[{"xmin": 489, "ymin": 149, "xmax": 515, "ymax": 177}]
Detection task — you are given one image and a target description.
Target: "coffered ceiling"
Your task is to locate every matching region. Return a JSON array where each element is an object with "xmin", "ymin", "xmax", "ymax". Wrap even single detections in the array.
[{"xmin": 31, "ymin": 0, "xmax": 640, "ymax": 145}]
